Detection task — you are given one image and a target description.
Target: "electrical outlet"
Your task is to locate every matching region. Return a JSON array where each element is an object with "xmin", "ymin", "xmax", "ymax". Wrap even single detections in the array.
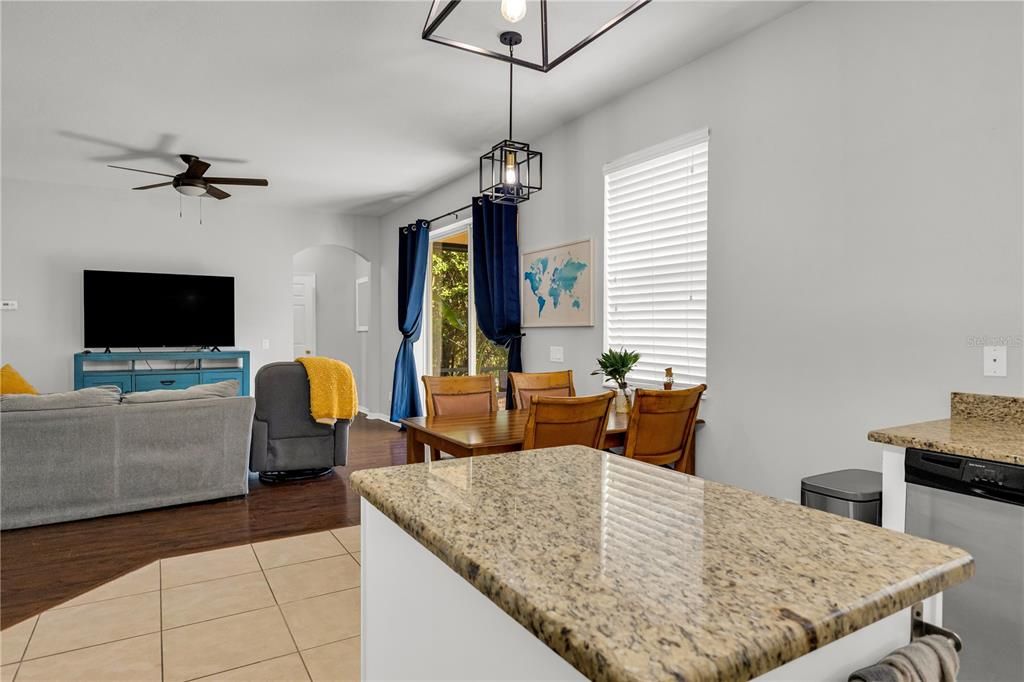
[
  {"xmin": 1, "ymin": 300, "xmax": 18, "ymax": 311},
  {"xmin": 983, "ymin": 345, "xmax": 1007, "ymax": 377},
  {"xmin": 549, "ymin": 346, "xmax": 564, "ymax": 363},
  {"xmin": 261, "ymin": 339, "xmax": 271, "ymax": 350}
]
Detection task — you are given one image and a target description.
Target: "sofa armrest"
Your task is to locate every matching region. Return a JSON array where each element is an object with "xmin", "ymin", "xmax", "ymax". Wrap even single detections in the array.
[
  {"xmin": 334, "ymin": 419, "xmax": 350, "ymax": 467},
  {"xmin": 250, "ymin": 418, "xmax": 269, "ymax": 472}
]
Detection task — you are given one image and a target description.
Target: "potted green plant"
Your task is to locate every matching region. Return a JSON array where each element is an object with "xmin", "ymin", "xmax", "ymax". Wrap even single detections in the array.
[{"xmin": 592, "ymin": 347, "xmax": 641, "ymax": 413}]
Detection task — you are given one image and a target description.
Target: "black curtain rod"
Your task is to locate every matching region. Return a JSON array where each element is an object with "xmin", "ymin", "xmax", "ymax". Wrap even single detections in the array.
[
  {"xmin": 426, "ymin": 203, "xmax": 474, "ymax": 225},
  {"xmin": 397, "ymin": 200, "xmax": 481, "ymax": 229}
]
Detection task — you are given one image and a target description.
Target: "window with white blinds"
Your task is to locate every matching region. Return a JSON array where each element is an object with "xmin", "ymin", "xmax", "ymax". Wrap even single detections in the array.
[{"xmin": 603, "ymin": 130, "xmax": 708, "ymax": 387}]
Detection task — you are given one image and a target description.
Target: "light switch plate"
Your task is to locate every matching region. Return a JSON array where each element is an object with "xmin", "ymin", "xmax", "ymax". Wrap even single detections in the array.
[
  {"xmin": 261, "ymin": 339, "xmax": 271, "ymax": 350},
  {"xmin": 1, "ymin": 300, "xmax": 18, "ymax": 311},
  {"xmin": 983, "ymin": 345, "xmax": 1007, "ymax": 377},
  {"xmin": 549, "ymin": 346, "xmax": 564, "ymax": 363}
]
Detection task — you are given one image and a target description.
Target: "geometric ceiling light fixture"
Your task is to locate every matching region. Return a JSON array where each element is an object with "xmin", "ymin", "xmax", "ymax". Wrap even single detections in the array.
[
  {"xmin": 479, "ymin": 31, "xmax": 541, "ymax": 205},
  {"xmin": 423, "ymin": 0, "xmax": 651, "ymax": 73}
]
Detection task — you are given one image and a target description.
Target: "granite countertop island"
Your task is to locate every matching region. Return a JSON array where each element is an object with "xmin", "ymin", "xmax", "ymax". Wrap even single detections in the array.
[
  {"xmin": 351, "ymin": 446, "xmax": 973, "ymax": 682},
  {"xmin": 868, "ymin": 392, "xmax": 1024, "ymax": 465}
]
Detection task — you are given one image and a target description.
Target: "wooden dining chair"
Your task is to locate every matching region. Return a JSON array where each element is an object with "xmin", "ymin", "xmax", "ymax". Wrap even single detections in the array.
[
  {"xmin": 508, "ymin": 370, "xmax": 575, "ymax": 409},
  {"xmin": 522, "ymin": 391, "xmax": 615, "ymax": 450},
  {"xmin": 421, "ymin": 375, "xmax": 498, "ymax": 460},
  {"xmin": 622, "ymin": 385, "xmax": 706, "ymax": 471},
  {"xmin": 422, "ymin": 375, "xmax": 498, "ymax": 417}
]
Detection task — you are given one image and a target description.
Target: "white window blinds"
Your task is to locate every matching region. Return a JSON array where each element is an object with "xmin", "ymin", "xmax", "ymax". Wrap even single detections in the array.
[{"xmin": 603, "ymin": 130, "xmax": 708, "ymax": 386}]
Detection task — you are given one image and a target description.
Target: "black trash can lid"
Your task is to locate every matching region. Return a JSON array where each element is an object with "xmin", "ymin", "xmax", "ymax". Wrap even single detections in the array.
[{"xmin": 801, "ymin": 469, "xmax": 882, "ymax": 502}]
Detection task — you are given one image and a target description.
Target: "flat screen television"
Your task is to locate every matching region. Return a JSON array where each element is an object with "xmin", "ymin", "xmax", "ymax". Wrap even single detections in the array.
[{"xmin": 84, "ymin": 270, "xmax": 235, "ymax": 349}]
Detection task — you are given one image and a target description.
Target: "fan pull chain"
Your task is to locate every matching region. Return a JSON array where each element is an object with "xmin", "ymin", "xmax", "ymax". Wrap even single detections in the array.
[
  {"xmin": 199, "ymin": 197, "xmax": 203, "ymax": 225},
  {"xmin": 179, "ymin": 193, "xmax": 182, "ymax": 219}
]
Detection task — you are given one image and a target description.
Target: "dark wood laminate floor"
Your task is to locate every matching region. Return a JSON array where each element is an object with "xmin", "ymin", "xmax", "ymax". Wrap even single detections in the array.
[{"xmin": 0, "ymin": 415, "xmax": 405, "ymax": 628}]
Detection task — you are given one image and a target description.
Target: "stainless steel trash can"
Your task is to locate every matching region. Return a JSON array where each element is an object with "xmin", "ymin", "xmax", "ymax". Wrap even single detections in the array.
[{"xmin": 800, "ymin": 469, "xmax": 882, "ymax": 525}]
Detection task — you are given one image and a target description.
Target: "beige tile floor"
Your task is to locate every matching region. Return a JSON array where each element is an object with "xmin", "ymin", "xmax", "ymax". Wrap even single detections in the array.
[{"xmin": 1, "ymin": 527, "xmax": 362, "ymax": 681}]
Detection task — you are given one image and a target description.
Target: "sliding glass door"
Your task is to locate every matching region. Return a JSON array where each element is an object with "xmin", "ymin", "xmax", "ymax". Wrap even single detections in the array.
[
  {"xmin": 425, "ymin": 220, "xmax": 509, "ymax": 402},
  {"xmin": 429, "ymin": 231, "xmax": 470, "ymax": 376}
]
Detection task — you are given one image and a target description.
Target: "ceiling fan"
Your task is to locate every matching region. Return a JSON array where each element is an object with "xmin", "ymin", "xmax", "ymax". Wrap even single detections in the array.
[{"xmin": 109, "ymin": 154, "xmax": 269, "ymax": 200}]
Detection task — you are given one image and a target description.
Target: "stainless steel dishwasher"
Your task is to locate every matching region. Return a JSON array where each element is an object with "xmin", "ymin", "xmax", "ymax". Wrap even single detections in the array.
[{"xmin": 904, "ymin": 448, "xmax": 1024, "ymax": 682}]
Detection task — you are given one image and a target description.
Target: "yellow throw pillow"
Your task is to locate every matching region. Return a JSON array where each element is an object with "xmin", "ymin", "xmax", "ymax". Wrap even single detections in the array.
[{"xmin": 1, "ymin": 364, "xmax": 39, "ymax": 395}]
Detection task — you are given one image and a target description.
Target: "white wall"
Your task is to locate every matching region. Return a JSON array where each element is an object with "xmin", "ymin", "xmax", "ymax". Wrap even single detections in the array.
[
  {"xmin": 380, "ymin": 2, "xmax": 1024, "ymax": 500},
  {"xmin": 293, "ymin": 245, "xmax": 375, "ymax": 407},
  {"xmin": 1, "ymin": 178, "xmax": 382, "ymax": 402}
]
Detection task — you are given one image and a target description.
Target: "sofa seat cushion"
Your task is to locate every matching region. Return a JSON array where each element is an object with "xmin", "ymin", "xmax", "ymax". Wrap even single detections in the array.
[
  {"xmin": 0, "ymin": 385, "xmax": 121, "ymax": 412},
  {"xmin": 122, "ymin": 379, "xmax": 239, "ymax": 404}
]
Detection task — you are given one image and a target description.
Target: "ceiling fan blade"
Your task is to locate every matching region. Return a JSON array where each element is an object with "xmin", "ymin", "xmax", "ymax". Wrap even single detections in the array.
[
  {"xmin": 184, "ymin": 158, "xmax": 211, "ymax": 178},
  {"xmin": 201, "ymin": 177, "xmax": 269, "ymax": 186},
  {"xmin": 205, "ymin": 185, "xmax": 231, "ymax": 200},
  {"xmin": 132, "ymin": 182, "xmax": 173, "ymax": 190},
  {"xmin": 108, "ymin": 164, "xmax": 176, "ymax": 178}
]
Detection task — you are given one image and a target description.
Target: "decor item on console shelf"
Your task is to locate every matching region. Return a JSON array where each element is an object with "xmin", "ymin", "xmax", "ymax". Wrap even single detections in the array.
[{"xmin": 592, "ymin": 347, "xmax": 641, "ymax": 413}]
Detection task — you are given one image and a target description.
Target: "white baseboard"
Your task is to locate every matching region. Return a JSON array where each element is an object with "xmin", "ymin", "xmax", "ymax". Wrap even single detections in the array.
[{"xmin": 360, "ymin": 408, "xmax": 398, "ymax": 426}]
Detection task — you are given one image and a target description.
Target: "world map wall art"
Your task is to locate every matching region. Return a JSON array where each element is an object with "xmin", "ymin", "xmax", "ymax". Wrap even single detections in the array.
[{"xmin": 521, "ymin": 239, "xmax": 594, "ymax": 327}]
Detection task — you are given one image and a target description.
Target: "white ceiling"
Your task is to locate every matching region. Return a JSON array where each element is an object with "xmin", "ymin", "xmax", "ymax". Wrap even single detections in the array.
[{"xmin": 2, "ymin": 1, "xmax": 800, "ymax": 215}]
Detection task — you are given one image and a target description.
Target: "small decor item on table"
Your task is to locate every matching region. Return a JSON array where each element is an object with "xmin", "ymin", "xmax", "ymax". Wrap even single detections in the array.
[{"xmin": 592, "ymin": 347, "xmax": 640, "ymax": 413}]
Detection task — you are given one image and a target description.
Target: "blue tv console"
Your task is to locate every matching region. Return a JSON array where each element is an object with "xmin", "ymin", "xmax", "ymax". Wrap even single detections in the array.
[{"xmin": 73, "ymin": 350, "xmax": 250, "ymax": 396}]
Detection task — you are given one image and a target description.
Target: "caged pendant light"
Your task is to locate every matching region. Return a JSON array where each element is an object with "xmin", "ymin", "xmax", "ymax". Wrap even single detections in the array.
[
  {"xmin": 422, "ymin": 0, "xmax": 651, "ymax": 73},
  {"xmin": 479, "ymin": 31, "xmax": 541, "ymax": 205}
]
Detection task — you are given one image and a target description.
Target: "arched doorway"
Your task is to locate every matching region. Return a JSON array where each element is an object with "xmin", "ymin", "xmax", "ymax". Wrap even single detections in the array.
[{"xmin": 292, "ymin": 245, "xmax": 372, "ymax": 401}]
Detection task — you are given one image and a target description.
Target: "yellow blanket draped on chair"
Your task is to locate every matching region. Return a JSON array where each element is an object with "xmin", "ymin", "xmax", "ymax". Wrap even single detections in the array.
[{"xmin": 296, "ymin": 356, "xmax": 358, "ymax": 424}]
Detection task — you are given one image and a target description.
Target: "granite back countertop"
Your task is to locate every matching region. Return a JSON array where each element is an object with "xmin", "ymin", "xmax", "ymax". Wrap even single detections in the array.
[
  {"xmin": 869, "ymin": 392, "xmax": 1024, "ymax": 465},
  {"xmin": 350, "ymin": 446, "xmax": 973, "ymax": 682}
]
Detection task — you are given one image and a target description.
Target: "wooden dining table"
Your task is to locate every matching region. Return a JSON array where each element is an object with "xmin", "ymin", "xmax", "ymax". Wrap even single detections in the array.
[{"xmin": 400, "ymin": 409, "xmax": 701, "ymax": 474}]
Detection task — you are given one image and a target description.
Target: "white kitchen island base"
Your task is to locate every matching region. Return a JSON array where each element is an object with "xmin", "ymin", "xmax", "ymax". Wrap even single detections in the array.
[
  {"xmin": 361, "ymin": 499, "xmax": 912, "ymax": 682},
  {"xmin": 361, "ymin": 499, "xmax": 582, "ymax": 681}
]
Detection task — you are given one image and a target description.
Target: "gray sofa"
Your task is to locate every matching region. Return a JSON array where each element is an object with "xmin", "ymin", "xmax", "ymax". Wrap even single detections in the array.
[
  {"xmin": 1, "ymin": 393, "xmax": 255, "ymax": 529},
  {"xmin": 250, "ymin": 362, "xmax": 349, "ymax": 481}
]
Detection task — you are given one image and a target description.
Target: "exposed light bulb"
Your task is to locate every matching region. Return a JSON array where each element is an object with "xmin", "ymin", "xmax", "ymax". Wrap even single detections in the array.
[
  {"xmin": 504, "ymin": 150, "xmax": 519, "ymax": 186},
  {"xmin": 500, "ymin": 0, "xmax": 526, "ymax": 24}
]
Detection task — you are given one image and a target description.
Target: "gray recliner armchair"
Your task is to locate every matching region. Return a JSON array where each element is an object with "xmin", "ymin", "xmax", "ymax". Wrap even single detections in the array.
[{"xmin": 249, "ymin": 362, "xmax": 350, "ymax": 482}]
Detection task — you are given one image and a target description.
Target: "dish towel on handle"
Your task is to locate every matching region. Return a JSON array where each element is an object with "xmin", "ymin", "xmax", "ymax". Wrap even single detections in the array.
[
  {"xmin": 296, "ymin": 356, "xmax": 358, "ymax": 425},
  {"xmin": 849, "ymin": 634, "xmax": 959, "ymax": 682}
]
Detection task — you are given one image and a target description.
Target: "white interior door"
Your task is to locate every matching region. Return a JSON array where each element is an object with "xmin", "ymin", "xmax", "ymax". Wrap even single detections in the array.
[{"xmin": 293, "ymin": 273, "xmax": 317, "ymax": 358}]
